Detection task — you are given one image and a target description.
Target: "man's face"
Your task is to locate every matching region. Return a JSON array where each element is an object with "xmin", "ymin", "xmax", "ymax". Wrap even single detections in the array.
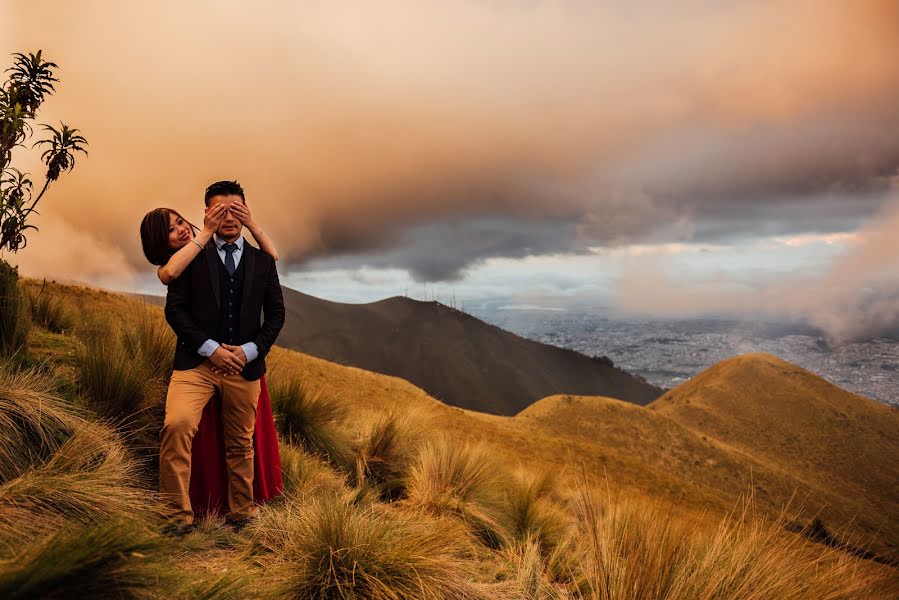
[{"xmin": 209, "ymin": 194, "xmax": 244, "ymax": 241}]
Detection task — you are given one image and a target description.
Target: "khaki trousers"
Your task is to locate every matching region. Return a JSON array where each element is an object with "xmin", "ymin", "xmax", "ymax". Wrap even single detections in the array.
[{"xmin": 159, "ymin": 361, "xmax": 261, "ymax": 524}]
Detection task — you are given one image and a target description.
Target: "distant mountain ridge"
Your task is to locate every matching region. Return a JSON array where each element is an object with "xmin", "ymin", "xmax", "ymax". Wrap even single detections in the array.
[{"xmin": 275, "ymin": 288, "xmax": 663, "ymax": 415}]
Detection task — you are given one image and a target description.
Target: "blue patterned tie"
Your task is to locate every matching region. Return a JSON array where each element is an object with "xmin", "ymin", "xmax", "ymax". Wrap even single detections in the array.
[{"xmin": 223, "ymin": 243, "xmax": 238, "ymax": 275}]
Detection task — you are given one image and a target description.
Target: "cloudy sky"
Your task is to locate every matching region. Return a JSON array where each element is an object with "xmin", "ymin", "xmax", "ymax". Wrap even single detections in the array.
[{"xmin": 2, "ymin": 1, "xmax": 898, "ymax": 341}]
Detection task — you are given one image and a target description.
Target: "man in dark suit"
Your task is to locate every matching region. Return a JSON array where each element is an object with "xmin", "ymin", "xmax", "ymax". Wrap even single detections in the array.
[{"xmin": 160, "ymin": 180, "xmax": 285, "ymax": 529}]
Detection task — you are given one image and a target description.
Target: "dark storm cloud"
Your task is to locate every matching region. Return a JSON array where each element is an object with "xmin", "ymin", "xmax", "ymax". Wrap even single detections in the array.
[{"xmin": 303, "ymin": 215, "xmax": 588, "ymax": 282}]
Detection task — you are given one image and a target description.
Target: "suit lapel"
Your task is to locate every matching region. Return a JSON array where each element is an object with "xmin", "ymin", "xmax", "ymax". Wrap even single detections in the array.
[
  {"xmin": 206, "ymin": 242, "xmax": 221, "ymax": 309},
  {"xmin": 241, "ymin": 241, "xmax": 256, "ymax": 304}
]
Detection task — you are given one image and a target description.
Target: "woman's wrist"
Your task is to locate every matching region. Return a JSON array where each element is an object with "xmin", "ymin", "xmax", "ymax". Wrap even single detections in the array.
[{"xmin": 194, "ymin": 230, "xmax": 213, "ymax": 244}]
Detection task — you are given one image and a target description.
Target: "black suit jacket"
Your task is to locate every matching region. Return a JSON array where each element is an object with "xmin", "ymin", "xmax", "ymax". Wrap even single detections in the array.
[{"xmin": 164, "ymin": 240, "xmax": 285, "ymax": 381}]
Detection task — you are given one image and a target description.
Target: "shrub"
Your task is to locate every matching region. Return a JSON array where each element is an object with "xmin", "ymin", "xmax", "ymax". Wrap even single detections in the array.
[
  {"xmin": 405, "ymin": 435, "xmax": 510, "ymax": 549},
  {"xmin": 269, "ymin": 377, "xmax": 351, "ymax": 469},
  {"xmin": 27, "ymin": 281, "xmax": 75, "ymax": 333},
  {"xmin": 254, "ymin": 495, "xmax": 483, "ymax": 599},
  {"xmin": 353, "ymin": 409, "xmax": 424, "ymax": 501},
  {"xmin": 0, "ymin": 260, "xmax": 29, "ymax": 357}
]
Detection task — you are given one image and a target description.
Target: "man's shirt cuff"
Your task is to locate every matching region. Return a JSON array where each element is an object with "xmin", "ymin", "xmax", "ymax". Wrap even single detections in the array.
[
  {"xmin": 241, "ymin": 342, "xmax": 259, "ymax": 362},
  {"xmin": 198, "ymin": 339, "xmax": 220, "ymax": 357}
]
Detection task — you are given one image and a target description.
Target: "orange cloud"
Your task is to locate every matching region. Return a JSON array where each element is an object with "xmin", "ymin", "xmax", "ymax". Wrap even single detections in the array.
[{"xmin": 1, "ymin": 1, "xmax": 897, "ymax": 285}]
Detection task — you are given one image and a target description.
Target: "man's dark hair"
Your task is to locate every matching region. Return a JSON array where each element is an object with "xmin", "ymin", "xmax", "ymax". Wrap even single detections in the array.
[{"xmin": 204, "ymin": 180, "xmax": 246, "ymax": 206}]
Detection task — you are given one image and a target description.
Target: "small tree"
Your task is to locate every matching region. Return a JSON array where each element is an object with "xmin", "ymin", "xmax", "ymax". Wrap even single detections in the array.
[
  {"xmin": 0, "ymin": 50, "xmax": 87, "ymax": 355},
  {"xmin": 1, "ymin": 50, "xmax": 88, "ymax": 253}
]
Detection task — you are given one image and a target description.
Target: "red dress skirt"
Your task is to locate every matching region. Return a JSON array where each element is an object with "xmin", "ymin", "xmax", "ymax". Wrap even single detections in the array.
[{"xmin": 189, "ymin": 375, "xmax": 283, "ymax": 516}]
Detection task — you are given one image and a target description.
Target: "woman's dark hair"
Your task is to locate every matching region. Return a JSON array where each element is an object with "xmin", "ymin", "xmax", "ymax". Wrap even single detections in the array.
[
  {"xmin": 140, "ymin": 208, "xmax": 198, "ymax": 266},
  {"xmin": 204, "ymin": 180, "xmax": 245, "ymax": 206}
]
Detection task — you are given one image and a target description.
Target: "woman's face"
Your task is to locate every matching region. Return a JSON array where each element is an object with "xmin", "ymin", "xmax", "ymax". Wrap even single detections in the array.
[{"xmin": 167, "ymin": 212, "xmax": 191, "ymax": 249}]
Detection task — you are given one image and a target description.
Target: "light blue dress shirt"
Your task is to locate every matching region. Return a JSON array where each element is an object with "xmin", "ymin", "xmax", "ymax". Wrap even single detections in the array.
[{"xmin": 196, "ymin": 234, "xmax": 259, "ymax": 363}]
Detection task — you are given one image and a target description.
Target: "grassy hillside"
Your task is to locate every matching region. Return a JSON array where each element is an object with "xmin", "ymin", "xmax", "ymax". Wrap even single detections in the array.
[
  {"xmin": 3, "ymin": 278, "xmax": 896, "ymax": 598},
  {"xmin": 650, "ymin": 353, "xmax": 899, "ymax": 560}
]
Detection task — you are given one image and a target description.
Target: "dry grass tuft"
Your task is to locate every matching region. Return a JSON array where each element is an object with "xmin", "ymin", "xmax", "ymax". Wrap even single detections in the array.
[
  {"xmin": 74, "ymin": 323, "xmax": 154, "ymax": 421},
  {"xmin": 279, "ymin": 440, "xmax": 348, "ymax": 500},
  {"xmin": 120, "ymin": 304, "xmax": 176, "ymax": 384},
  {"xmin": 252, "ymin": 494, "xmax": 484, "ymax": 599},
  {"xmin": 0, "ymin": 518, "xmax": 171, "ymax": 599},
  {"xmin": 405, "ymin": 435, "xmax": 511, "ymax": 549},
  {"xmin": 353, "ymin": 409, "xmax": 425, "ymax": 500},
  {"xmin": 0, "ymin": 365, "xmax": 80, "ymax": 484},
  {"xmin": 269, "ymin": 377, "xmax": 352, "ymax": 469},
  {"xmin": 505, "ymin": 468, "xmax": 569, "ymax": 558}
]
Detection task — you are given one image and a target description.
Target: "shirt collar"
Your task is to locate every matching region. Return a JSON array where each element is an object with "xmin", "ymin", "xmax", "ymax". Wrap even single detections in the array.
[{"xmin": 213, "ymin": 233, "xmax": 245, "ymax": 251}]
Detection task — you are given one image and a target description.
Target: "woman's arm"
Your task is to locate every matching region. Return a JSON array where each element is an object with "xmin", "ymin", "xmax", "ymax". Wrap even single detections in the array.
[
  {"xmin": 157, "ymin": 204, "xmax": 227, "ymax": 285},
  {"xmin": 230, "ymin": 202, "xmax": 280, "ymax": 261}
]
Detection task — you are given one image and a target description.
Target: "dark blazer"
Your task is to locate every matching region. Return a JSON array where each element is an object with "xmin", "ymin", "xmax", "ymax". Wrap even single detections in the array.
[{"xmin": 164, "ymin": 240, "xmax": 285, "ymax": 381}]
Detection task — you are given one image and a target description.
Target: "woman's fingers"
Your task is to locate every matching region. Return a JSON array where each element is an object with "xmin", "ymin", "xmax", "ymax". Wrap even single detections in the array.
[
  {"xmin": 207, "ymin": 204, "xmax": 227, "ymax": 224},
  {"xmin": 230, "ymin": 203, "xmax": 251, "ymax": 222}
]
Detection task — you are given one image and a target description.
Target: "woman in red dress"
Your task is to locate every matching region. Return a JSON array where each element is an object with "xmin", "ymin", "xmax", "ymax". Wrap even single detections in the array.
[{"xmin": 140, "ymin": 202, "xmax": 282, "ymax": 517}]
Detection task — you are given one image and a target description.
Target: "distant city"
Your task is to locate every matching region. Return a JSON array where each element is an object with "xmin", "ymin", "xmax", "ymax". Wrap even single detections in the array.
[{"xmin": 475, "ymin": 309, "xmax": 899, "ymax": 408}]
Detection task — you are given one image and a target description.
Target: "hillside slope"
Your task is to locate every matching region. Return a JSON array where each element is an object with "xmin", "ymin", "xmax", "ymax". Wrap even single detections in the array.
[
  {"xmin": 649, "ymin": 353, "xmax": 899, "ymax": 560},
  {"xmin": 267, "ymin": 343, "xmax": 899, "ymax": 563},
  {"xmin": 276, "ymin": 287, "xmax": 662, "ymax": 415},
  {"xmin": 32, "ymin": 282, "xmax": 899, "ymax": 567}
]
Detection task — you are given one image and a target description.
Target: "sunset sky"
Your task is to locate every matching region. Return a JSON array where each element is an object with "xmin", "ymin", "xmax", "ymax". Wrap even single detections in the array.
[{"xmin": 2, "ymin": 1, "xmax": 898, "ymax": 342}]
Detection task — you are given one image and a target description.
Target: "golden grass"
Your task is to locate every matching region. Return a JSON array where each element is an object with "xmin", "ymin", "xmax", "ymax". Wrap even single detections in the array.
[
  {"xmin": 3, "ymin": 278, "xmax": 896, "ymax": 598},
  {"xmin": 269, "ymin": 376, "xmax": 353, "ymax": 469},
  {"xmin": 278, "ymin": 440, "xmax": 347, "ymax": 500},
  {"xmin": 650, "ymin": 352, "xmax": 899, "ymax": 561},
  {"xmin": 26, "ymin": 281, "xmax": 75, "ymax": 334},
  {"xmin": 0, "ymin": 518, "xmax": 172, "ymax": 599},
  {"xmin": 405, "ymin": 435, "xmax": 511, "ymax": 549},
  {"xmin": 504, "ymin": 469, "xmax": 569, "ymax": 557},
  {"xmin": 74, "ymin": 322, "xmax": 155, "ymax": 420},
  {"xmin": 0, "ymin": 365, "xmax": 80, "ymax": 484},
  {"xmin": 572, "ymin": 481, "xmax": 893, "ymax": 600},
  {"xmin": 251, "ymin": 494, "xmax": 485, "ymax": 599},
  {"xmin": 353, "ymin": 408, "xmax": 426, "ymax": 500}
]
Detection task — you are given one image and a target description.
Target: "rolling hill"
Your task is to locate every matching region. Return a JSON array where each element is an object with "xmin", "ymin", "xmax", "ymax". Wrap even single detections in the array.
[
  {"xmin": 275, "ymin": 287, "xmax": 662, "ymax": 415},
  {"xmin": 649, "ymin": 352, "xmax": 899, "ymax": 560}
]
